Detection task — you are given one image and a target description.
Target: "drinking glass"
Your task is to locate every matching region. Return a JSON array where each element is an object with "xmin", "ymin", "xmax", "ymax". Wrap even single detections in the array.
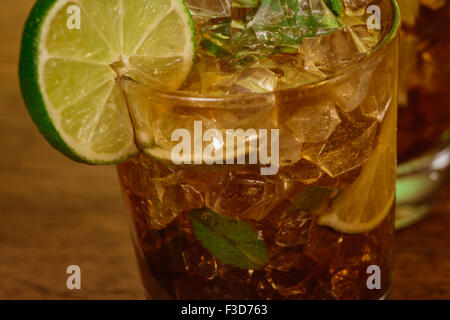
[
  {"xmin": 396, "ymin": 0, "xmax": 450, "ymax": 228},
  {"xmin": 117, "ymin": 0, "xmax": 400, "ymax": 300}
]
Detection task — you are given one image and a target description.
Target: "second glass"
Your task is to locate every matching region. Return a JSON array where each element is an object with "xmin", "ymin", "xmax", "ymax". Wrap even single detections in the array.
[{"xmin": 396, "ymin": 0, "xmax": 450, "ymax": 228}]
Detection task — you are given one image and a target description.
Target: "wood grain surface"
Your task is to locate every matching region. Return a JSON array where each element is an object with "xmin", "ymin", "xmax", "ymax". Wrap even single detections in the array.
[{"xmin": 0, "ymin": 0, "xmax": 448, "ymax": 300}]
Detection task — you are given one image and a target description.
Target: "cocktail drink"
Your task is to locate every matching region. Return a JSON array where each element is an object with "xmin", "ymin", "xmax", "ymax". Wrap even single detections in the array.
[
  {"xmin": 19, "ymin": 0, "xmax": 399, "ymax": 300},
  {"xmin": 396, "ymin": 0, "xmax": 450, "ymax": 228},
  {"xmin": 118, "ymin": 0, "xmax": 399, "ymax": 299}
]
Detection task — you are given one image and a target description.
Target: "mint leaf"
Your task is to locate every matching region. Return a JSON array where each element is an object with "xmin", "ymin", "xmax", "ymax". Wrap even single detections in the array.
[
  {"xmin": 189, "ymin": 207, "xmax": 269, "ymax": 270},
  {"xmin": 289, "ymin": 186, "xmax": 339, "ymax": 213},
  {"xmin": 325, "ymin": 0, "xmax": 343, "ymax": 17}
]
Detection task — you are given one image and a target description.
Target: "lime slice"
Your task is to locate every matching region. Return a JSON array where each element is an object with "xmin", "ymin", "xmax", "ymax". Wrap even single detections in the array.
[
  {"xmin": 19, "ymin": 0, "xmax": 196, "ymax": 164},
  {"xmin": 317, "ymin": 104, "xmax": 397, "ymax": 234}
]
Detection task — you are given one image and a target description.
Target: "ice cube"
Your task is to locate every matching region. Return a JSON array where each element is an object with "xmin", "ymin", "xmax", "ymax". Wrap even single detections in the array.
[
  {"xmin": 277, "ymin": 64, "xmax": 326, "ymax": 90},
  {"xmin": 278, "ymin": 126, "xmax": 304, "ymax": 165},
  {"xmin": 213, "ymin": 67, "xmax": 279, "ymax": 94},
  {"xmin": 284, "ymin": 158, "xmax": 324, "ymax": 184},
  {"xmin": 186, "ymin": 0, "xmax": 231, "ymax": 18},
  {"xmin": 180, "ymin": 170, "xmax": 229, "ymax": 195},
  {"xmin": 232, "ymin": 104, "xmax": 279, "ymax": 130},
  {"xmin": 302, "ymin": 120, "xmax": 378, "ymax": 177},
  {"xmin": 266, "ymin": 253, "xmax": 321, "ymax": 297},
  {"xmin": 268, "ymin": 249, "xmax": 305, "ymax": 272},
  {"xmin": 247, "ymin": 0, "xmax": 341, "ymax": 48},
  {"xmin": 182, "ymin": 52, "xmax": 232, "ymax": 94},
  {"xmin": 329, "ymin": 236, "xmax": 379, "ymax": 273},
  {"xmin": 236, "ymin": 67, "xmax": 279, "ymax": 92},
  {"xmin": 218, "ymin": 262, "xmax": 253, "ymax": 280},
  {"xmin": 301, "ymin": 27, "xmax": 367, "ymax": 75},
  {"xmin": 200, "ymin": 17, "xmax": 233, "ymax": 58},
  {"xmin": 118, "ymin": 155, "xmax": 177, "ymax": 197},
  {"xmin": 256, "ymin": 55, "xmax": 326, "ymax": 90},
  {"xmin": 303, "ymin": 226, "xmax": 341, "ymax": 261},
  {"xmin": 332, "ymin": 61, "xmax": 377, "ymax": 112},
  {"xmin": 215, "ymin": 0, "xmax": 342, "ymax": 64},
  {"xmin": 198, "ymin": 255, "xmax": 220, "ymax": 280},
  {"xmin": 330, "ymin": 267, "xmax": 365, "ymax": 299},
  {"xmin": 146, "ymin": 175, "xmax": 204, "ymax": 230},
  {"xmin": 157, "ymin": 181, "xmax": 204, "ymax": 219},
  {"xmin": 153, "ymin": 113, "xmax": 219, "ymax": 151},
  {"xmin": 153, "ymin": 235, "xmax": 202, "ymax": 274},
  {"xmin": 361, "ymin": 72, "xmax": 392, "ymax": 122},
  {"xmin": 348, "ymin": 23, "xmax": 381, "ymax": 50},
  {"xmin": 122, "ymin": 167, "xmax": 204, "ymax": 230},
  {"xmin": 206, "ymin": 172, "xmax": 285, "ymax": 221},
  {"xmin": 286, "ymin": 101, "xmax": 341, "ymax": 143},
  {"xmin": 275, "ymin": 211, "xmax": 313, "ymax": 247},
  {"xmin": 343, "ymin": 0, "xmax": 371, "ymax": 15},
  {"xmin": 166, "ymin": 237, "xmax": 219, "ymax": 277},
  {"xmin": 216, "ymin": 264, "xmax": 269, "ymax": 299}
]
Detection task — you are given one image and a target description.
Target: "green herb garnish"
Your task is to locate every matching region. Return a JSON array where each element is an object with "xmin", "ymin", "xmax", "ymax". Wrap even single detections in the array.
[{"xmin": 190, "ymin": 207, "xmax": 269, "ymax": 270}]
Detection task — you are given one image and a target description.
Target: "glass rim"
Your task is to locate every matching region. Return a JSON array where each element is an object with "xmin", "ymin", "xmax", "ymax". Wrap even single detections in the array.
[{"xmin": 130, "ymin": 0, "xmax": 401, "ymax": 104}]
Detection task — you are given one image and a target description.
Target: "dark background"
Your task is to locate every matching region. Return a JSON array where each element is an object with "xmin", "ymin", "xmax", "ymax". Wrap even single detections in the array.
[{"xmin": 0, "ymin": 0, "xmax": 448, "ymax": 299}]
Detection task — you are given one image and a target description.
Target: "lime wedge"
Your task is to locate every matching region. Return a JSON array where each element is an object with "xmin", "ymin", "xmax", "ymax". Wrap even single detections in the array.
[
  {"xmin": 19, "ymin": 0, "xmax": 196, "ymax": 164},
  {"xmin": 317, "ymin": 103, "xmax": 397, "ymax": 234}
]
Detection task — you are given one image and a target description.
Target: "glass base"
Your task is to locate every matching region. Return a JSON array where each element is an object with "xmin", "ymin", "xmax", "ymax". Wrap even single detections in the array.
[
  {"xmin": 379, "ymin": 285, "xmax": 392, "ymax": 300},
  {"xmin": 144, "ymin": 286, "xmax": 393, "ymax": 300},
  {"xmin": 396, "ymin": 144, "xmax": 450, "ymax": 230}
]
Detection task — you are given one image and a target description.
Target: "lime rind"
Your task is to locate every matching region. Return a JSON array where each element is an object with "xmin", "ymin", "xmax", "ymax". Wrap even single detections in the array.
[
  {"xmin": 19, "ymin": 0, "xmax": 91, "ymax": 163},
  {"xmin": 20, "ymin": 0, "xmax": 135, "ymax": 164},
  {"xmin": 371, "ymin": 0, "xmax": 401, "ymax": 53}
]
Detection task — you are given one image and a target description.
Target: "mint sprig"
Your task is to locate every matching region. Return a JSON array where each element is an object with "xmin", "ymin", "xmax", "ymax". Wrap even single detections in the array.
[
  {"xmin": 189, "ymin": 207, "xmax": 269, "ymax": 270},
  {"xmin": 201, "ymin": 0, "xmax": 343, "ymax": 61},
  {"xmin": 248, "ymin": 0, "xmax": 342, "ymax": 41}
]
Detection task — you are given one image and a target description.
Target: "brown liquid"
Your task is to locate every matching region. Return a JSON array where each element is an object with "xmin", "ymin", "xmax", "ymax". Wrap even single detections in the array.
[{"xmin": 118, "ymin": 156, "xmax": 394, "ymax": 300}]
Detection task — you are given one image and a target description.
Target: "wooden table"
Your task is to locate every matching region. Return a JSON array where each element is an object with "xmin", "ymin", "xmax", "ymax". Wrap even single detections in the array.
[{"xmin": 0, "ymin": 1, "xmax": 449, "ymax": 300}]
